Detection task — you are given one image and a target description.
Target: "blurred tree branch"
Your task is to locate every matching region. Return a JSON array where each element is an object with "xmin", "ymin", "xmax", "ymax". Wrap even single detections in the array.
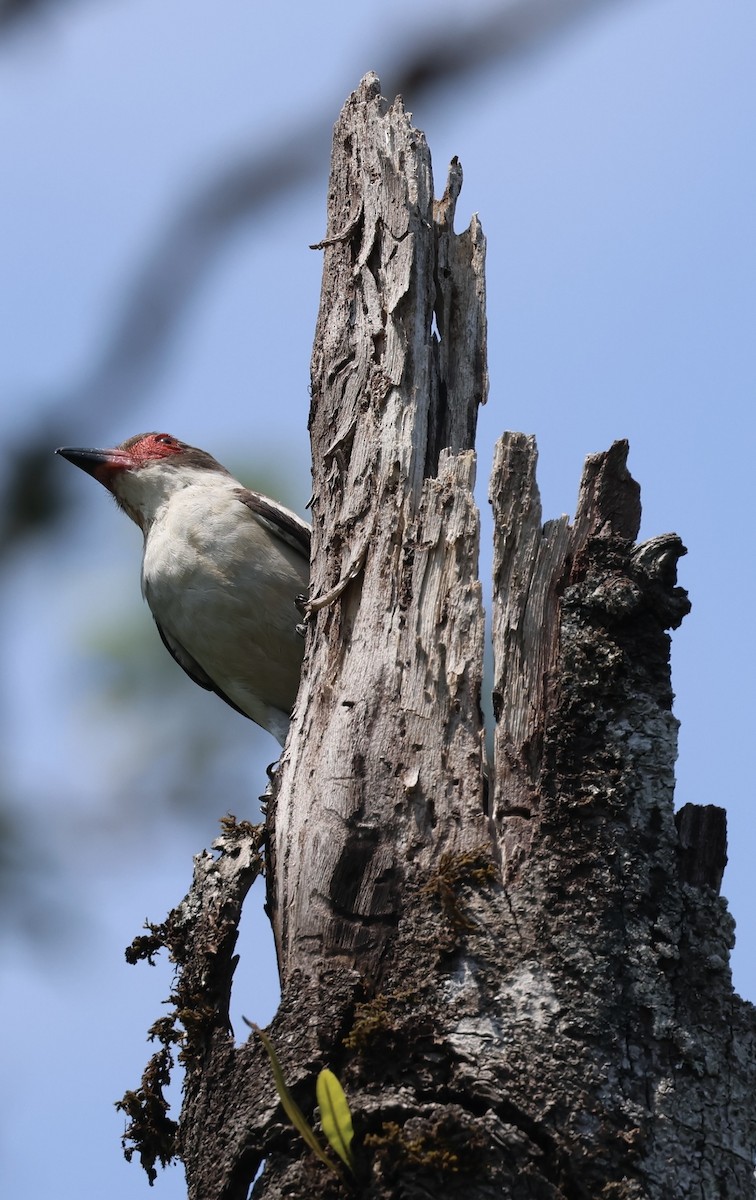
[{"xmin": 0, "ymin": 0, "xmax": 49, "ymax": 30}]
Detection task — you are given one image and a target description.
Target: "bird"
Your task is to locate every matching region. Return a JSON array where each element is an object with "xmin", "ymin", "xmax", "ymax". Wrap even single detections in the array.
[{"xmin": 56, "ymin": 432, "xmax": 310, "ymax": 745}]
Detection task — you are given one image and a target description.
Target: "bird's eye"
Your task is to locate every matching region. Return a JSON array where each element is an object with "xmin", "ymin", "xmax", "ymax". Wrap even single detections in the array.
[{"xmin": 155, "ymin": 435, "xmax": 175, "ymax": 446}]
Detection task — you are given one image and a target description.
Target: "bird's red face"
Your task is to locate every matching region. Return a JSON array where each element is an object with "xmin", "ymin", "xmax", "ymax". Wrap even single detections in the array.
[
  {"xmin": 56, "ymin": 432, "xmax": 187, "ymax": 489},
  {"xmin": 119, "ymin": 432, "xmax": 187, "ymax": 464}
]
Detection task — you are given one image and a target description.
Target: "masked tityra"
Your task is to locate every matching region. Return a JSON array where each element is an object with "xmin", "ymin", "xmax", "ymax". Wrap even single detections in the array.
[{"xmin": 56, "ymin": 432, "xmax": 310, "ymax": 745}]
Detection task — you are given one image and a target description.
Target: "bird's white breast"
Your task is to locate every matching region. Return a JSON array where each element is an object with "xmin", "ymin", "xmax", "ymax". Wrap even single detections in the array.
[{"xmin": 141, "ymin": 476, "xmax": 307, "ymax": 732}]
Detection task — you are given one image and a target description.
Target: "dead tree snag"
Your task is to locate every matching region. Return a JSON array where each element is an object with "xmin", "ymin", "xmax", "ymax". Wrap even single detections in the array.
[{"xmin": 121, "ymin": 74, "xmax": 756, "ymax": 1200}]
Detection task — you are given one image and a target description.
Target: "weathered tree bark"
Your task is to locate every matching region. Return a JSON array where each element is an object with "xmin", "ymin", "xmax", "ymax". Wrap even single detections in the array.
[
  {"xmin": 121, "ymin": 74, "xmax": 756, "ymax": 1200},
  {"xmin": 487, "ymin": 435, "xmax": 753, "ymax": 1195},
  {"xmin": 268, "ymin": 73, "xmax": 488, "ymax": 991}
]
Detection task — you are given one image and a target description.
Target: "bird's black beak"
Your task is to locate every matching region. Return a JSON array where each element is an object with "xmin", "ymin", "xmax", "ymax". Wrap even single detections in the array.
[
  {"xmin": 56, "ymin": 446, "xmax": 135, "ymax": 485},
  {"xmin": 57, "ymin": 446, "xmax": 109, "ymax": 476}
]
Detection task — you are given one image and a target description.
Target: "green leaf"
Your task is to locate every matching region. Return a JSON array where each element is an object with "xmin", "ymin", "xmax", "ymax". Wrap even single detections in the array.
[
  {"xmin": 248, "ymin": 1022, "xmax": 342, "ymax": 1179},
  {"xmin": 316, "ymin": 1069, "xmax": 355, "ymax": 1171}
]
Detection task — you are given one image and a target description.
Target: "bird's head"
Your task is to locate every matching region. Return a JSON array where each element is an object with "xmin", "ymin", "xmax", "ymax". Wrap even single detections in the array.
[{"xmin": 56, "ymin": 433, "xmax": 229, "ymax": 529}]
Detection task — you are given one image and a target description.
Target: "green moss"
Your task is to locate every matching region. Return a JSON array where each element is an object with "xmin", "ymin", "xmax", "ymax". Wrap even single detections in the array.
[
  {"xmin": 366, "ymin": 1121, "xmax": 461, "ymax": 1173},
  {"xmin": 118, "ymin": 815, "xmax": 264, "ymax": 1183},
  {"xmin": 421, "ymin": 845, "xmax": 498, "ymax": 931},
  {"xmin": 365, "ymin": 1114, "xmax": 487, "ymax": 1177},
  {"xmin": 115, "ymin": 1046, "xmax": 178, "ymax": 1185},
  {"xmin": 344, "ymin": 988, "xmax": 420, "ymax": 1053}
]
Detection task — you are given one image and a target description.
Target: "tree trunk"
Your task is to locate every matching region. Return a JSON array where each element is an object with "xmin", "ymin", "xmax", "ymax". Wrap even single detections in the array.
[{"xmin": 121, "ymin": 74, "xmax": 756, "ymax": 1200}]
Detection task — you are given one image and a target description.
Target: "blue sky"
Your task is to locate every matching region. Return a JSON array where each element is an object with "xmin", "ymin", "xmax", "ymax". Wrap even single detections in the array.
[{"xmin": 2, "ymin": 1, "xmax": 754, "ymax": 1196}]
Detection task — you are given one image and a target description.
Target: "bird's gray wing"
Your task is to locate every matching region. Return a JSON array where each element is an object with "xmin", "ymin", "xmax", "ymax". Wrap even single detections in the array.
[
  {"xmin": 234, "ymin": 488, "xmax": 311, "ymax": 563},
  {"xmin": 152, "ymin": 617, "xmax": 250, "ymax": 720}
]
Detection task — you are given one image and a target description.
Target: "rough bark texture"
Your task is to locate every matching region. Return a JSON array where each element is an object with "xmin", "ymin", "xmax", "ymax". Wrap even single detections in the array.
[
  {"xmin": 269, "ymin": 73, "xmax": 488, "ymax": 990},
  {"xmin": 489, "ymin": 435, "xmax": 756, "ymax": 1196},
  {"xmin": 119, "ymin": 75, "xmax": 756, "ymax": 1200}
]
